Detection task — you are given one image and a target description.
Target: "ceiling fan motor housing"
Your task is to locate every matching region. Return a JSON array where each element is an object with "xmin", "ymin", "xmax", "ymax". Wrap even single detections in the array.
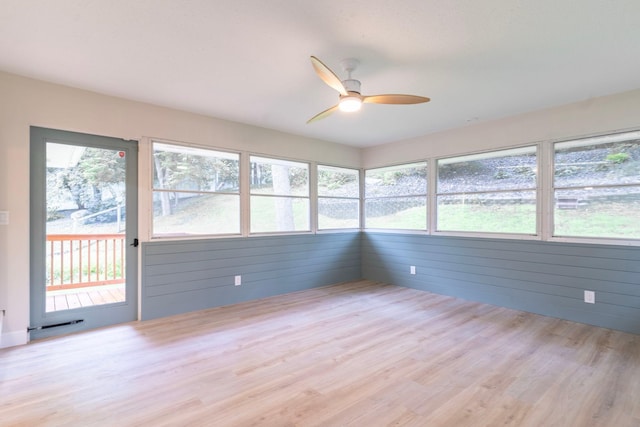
[{"xmin": 342, "ymin": 79, "xmax": 361, "ymax": 94}]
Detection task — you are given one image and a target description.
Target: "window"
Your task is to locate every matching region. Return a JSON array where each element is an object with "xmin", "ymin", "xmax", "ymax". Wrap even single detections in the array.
[
  {"xmin": 554, "ymin": 131, "xmax": 640, "ymax": 239},
  {"xmin": 317, "ymin": 165, "xmax": 360, "ymax": 230},
  {"xmin": 437, "ymin": 146, "xmax": 537, "ymax": 234},
  {"xmin": 152, "ymin": 142, "xmax": 240, "ymax": 236},
  {"xmin": 365, "ymin": 162, "xmax": 427, "ymax": 230},
  {"xmin": 250, "ymin": 156, "xmax": 309, "ymax": 233}
]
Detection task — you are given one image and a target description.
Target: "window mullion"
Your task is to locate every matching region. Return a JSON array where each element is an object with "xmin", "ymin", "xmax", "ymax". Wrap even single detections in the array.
[
  {"xmin": 428, "ymin": 157, "xmax": 437, "ymax": 233},
  {"xmin": 540, "ymin": 141, "xmax": 553, "ymax": 240},
  {"xmin": 310, "ymin": 162, "xmax": 318, "ymax": 233},
  {"xmin": 240, "ymin": 151, "xmax": 250, "ymax": 237}
]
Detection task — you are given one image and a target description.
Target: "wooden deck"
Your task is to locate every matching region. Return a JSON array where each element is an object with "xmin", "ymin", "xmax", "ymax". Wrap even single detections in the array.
[
  {"xmin": 46, "ymin": 283, "xmax": 126, "ymax": 312},
  {"xmin": 4, "ymin": 280, "xmax": 640, "ymax": 426}
]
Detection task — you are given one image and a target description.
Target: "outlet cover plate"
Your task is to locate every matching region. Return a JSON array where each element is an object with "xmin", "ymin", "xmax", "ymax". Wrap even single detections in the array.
[{"xmin": 584, "ymin": 290, "xmax": 595, "ymax": 304}]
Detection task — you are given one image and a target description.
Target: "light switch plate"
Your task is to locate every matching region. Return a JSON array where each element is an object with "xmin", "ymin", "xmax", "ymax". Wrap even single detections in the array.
[{"xmin": 0, "ymin": 211, "xmax": 8, "ymax": 225}]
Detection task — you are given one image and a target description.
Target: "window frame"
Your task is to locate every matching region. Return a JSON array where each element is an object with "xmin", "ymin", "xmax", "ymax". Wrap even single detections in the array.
[
  {"xmin": 433, "ymin": 145, "xmax": 540, "ymax": 238},
  {"xmin": 316, "ymin": 164, "xmax": 361, "ymax": 231},
  {"xmin": 549, "ymin": 130, "xmax": 640, "ymax": 245},
  {"xmin": 150, "ymin": 140, "xmax": 242, "ymax": 239},
  {"xmin": 364, "ymin": 161, "xmax": 428, "ymax": 232},
  {"xmin": 248, "ymin": 154, "xmax": 311, "ymax": 235}
]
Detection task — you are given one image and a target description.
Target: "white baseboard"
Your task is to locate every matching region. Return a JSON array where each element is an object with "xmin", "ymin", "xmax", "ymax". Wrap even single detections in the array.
[{"xmin": 1, "ymin": 330, "xmax": 28, "ymax": 348}]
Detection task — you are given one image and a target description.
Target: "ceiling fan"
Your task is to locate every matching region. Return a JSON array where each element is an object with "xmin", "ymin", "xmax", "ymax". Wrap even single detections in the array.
[{"xmin": 307, "ymin": 56, "xmax": 430, "ymax": 124}]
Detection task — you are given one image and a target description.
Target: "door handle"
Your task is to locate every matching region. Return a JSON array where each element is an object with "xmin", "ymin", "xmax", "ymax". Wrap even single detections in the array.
[{"xmin": 130, "ymin": 238, "xmax": 139, "ymax": 247}]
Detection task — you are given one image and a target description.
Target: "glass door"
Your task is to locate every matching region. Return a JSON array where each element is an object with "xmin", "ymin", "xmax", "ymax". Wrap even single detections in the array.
[{"xmin": 30, "ymin": 127, "xmax": 138, "ymax": 339}]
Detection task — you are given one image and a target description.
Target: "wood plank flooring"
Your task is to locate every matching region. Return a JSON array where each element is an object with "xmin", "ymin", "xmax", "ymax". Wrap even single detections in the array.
[
  {"xmin": 45, "ymin": 284, "xmax": 126, "ymax": 312},
  {"xmin": 2, "ymin": 280, "xmax": 640, "ymax": 426}
]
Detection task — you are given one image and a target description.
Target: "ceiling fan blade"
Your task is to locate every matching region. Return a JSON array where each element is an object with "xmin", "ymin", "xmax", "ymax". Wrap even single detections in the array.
[
  {"xmin": 307, "ymin": 104, "xmax": 339, "ymax": 124},
  {"xmin": 362, "ymin": 94, "xmax": 431, "ymax": 104},
  {"xmin": 310, "ymin": 56, "xmax": 348, "ymax": 96}
]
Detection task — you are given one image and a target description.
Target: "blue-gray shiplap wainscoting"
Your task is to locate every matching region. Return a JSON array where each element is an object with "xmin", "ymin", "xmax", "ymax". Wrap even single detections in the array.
[
  {"xmin": 362, "ymin": 232, "xmax": 640, "ymax": 335},
  {"xmin": 141, "ymin": 233, "xmax": 361, "ymax": 320},
  {"xmin": 141, "ymin": 230, "xmax": 640, "ymax": 335}
]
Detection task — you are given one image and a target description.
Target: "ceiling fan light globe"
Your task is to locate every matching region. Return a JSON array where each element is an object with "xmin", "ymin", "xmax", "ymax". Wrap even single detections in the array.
[{"xmin": 339, "ymin": 96, "xmax": 362, "ymax": 112}]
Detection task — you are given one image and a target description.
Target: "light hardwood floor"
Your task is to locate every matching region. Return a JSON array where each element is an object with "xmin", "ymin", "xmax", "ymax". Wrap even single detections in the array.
[{"xmin": 2, "ymin": 280, "xmax": 640, "ymax": 426}]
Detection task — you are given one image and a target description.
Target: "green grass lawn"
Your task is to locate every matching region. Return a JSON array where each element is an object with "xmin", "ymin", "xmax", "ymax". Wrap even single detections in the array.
[
  {"xmin": 155, "ymin": 192, "xmax": 362, "ymax": 233},
  {"xmin": 153, "ymin": 194, "xmax": 240, "ymax": 235},
  {"xmin": 554, "ymin": 202, "xmax": 640, "ymax": 238},
  {"xmin": 439, "ymin": 202, "xmax": 640, "ymax": 238},
  {"xmin": 154, "ymin": 193, "xmax": 315, "ymax": 234},
  {"xmin": 143, "ymin": 192, "xmax": 640, "ymax": 238},
  {"xmin": 365, "ymin": 206, "xmax": 427, "ymax": 230},
  {"xmin": 437, "ymin": 203, "xmax": 536, "ymax": 234},
  {"xmin": 367, "ymin": 201, "xmax": 640, "ymax": 238},
  {"xmin": 250, "ymin": 196, "xmax": 309, "ymax": 232}
]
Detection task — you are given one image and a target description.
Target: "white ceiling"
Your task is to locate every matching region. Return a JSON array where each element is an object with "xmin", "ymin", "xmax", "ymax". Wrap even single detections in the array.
[{"xmin": 1, "ymin": 1, "xmax": 639, "ymax": 147}]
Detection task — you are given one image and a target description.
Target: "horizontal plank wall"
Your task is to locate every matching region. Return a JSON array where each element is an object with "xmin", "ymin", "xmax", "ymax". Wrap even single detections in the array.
[
  {"xmin": 362, "ymin": 232, "xmax": 640, "ymax": 335},
  {"xmin": 142, "ymin": 233, "xmax": 361, "ymax": 320}
]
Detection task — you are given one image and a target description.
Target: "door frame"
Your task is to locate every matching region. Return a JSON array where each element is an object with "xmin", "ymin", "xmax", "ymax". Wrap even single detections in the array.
[{"xmin": 29, "ymin": 127, "xmax": 138, "ymax": 340}]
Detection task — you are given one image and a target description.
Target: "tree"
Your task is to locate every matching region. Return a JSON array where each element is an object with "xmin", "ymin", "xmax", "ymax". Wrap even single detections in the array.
[
  {"xmin": 272, "ymin": 165, "xmax": 294, "ymax": 230},
  {"xmin": 47, "ymin": 147, "xmax": 126, "ymax": 218},
  {"xmin": 152, "ymin": 148, "xmax": 239, "ymax": 216}
]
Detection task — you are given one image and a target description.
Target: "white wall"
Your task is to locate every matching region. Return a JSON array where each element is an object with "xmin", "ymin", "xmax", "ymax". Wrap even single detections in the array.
[
  {"xmin": 362, "ymin": 89, "xmax": 640, "ymax": 167},
  {"xmin": 0, "ymin": 71, "xmax": 361, "ymax": 348}
]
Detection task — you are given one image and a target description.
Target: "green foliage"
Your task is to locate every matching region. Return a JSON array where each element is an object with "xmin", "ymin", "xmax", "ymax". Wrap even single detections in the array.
[
  {"xmin": 438, "ymin": 161, "xmax": 486, "ymax": 179},
  {"xmin": 370, "ymin": 165, "xmax": 425, "ymax": 186},
  {"xmin": 154, "ymin": 151, "xmax": 239, "ymax": 191},
  {"xmin": 318, "ymin": 169, "xmax": 356, "ymax": 190},
  {"xmin": 47, "ymin": 147, "xmax": 126, "ymax": 215},
  {"xmin": 494, "ymin": 170, "xmax": 509, "ymax": 180},
  {"xmin": 249, "ymin": 163, "xmax": 307, "ymax": 191},
  {"xmin": 380, "ymin": 171, "xmax": 395, "ymax": 185},
  {"xmin": 289, "ymin": 167, "xmax": 309, "ymax": 188},
  {"xmin": 80, "ymin": 148, "xmax": 126, "ymax": 184},
  {"xmin": 554, "ymin": 165, "xmax": 581, "ymax": 177},
  {"xmin": 606, "ymin": 153, "xmax": 630, "ymax": 164},
  {"xmin": 513, "ymin": 165, "xmax": 536, "ymax": 176},
  {"xmin": 153, "ymin": 148, "xmax": 240, "ymax": 218}
]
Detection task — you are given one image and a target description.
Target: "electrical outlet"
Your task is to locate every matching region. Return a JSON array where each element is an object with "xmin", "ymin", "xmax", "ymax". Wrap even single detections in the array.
[
  {"xmin": 0, "ymin": 211, "xmax": 8, "ymax": 225},
  {"xmin": 234, "ymin": 275, "xmax": 241, "ymax": 286},
  {"xmin": 584, "ymin": 290, "xmax": 595, "ymax": 304},
  {"xmin": 410, "ymin": 265, "xmax": 416, "ymax": 275}
]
